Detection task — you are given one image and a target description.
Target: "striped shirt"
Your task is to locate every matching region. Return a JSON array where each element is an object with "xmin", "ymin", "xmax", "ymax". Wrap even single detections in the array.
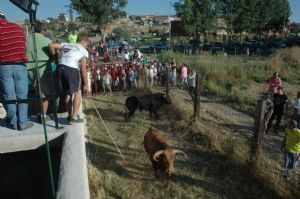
[{"xmin": 0, "ymin": 19, "xmax": 27, "ymax": 64}]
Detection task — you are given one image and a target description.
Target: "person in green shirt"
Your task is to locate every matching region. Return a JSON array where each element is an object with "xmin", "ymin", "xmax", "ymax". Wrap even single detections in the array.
[
  {"xmin": 68, "ymin": 30, "xmax": 77, "ymax": 43},
  {"xmin": 26, "ymin": 21, "xmax": 53, "ymax": 123},
  {"xmin": 281, "ymin": 120, "xmax": 300, "ymax": 179}
]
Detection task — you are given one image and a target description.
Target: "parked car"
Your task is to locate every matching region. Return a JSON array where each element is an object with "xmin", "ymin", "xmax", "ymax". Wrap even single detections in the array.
[
  {"xmin": 150, "ymin": 42, "xmax": 167, "ymax": 50},
  {"xmin": 274, "ymin": 40, "xmax": 286, "ymax": 48},
  {"xmin": 211, "ymin": 42, "xmax": 224, "ymax": 54}
]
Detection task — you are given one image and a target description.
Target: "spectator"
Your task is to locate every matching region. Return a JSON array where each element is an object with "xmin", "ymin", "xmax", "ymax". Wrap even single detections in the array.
[
  {"xmin": 123, "ymin": 51, "xmax": 130, "ymax": 61},
  {"xmin": 281, "ymin": 120, "xmax": 300, "ymax": 180},
  {"xmin": 26, "ymin": 21, "xmax": 53, "ymax": 123},
  {"xmin": 133, "ymin": 65, "xmax": 138, "ymax": 88},
  {"xmin": 170, "ymin": 59, "xmax": 177, "ymax": 87},
  {"xmin": 267, "ymin": 86, "xmax": 288, "ymax": 134},
  {"xmin": 148, "ymin": 63, "xmax": 155, "ymax": 88},
  {"xmin": 127, "ymin": 67, "xmax": 134, "ymax": 90},
  {"xmin": 263, "ymin": 93, "xmax": 274, "ymax": 135},
  {"xmin": 0, "ymin": 12, "xmax": 33, "ymax": 130},
  {"xmin": 180, "ymin": 63, "xmax": 188, "ymax": 89},
  {"xmin": 48, "ymin": 33, "xmax": 89, "ymax": 124},
  {"xmin": 102, "ymin": 69, "xmax": 112, "ymax": 95},
  {"xmin": 87, "ymin": 67, "xmax": 92, "ymax": 96},
  {"xmin": 110, "ymin": 64, "xmax": 118, "ymax": 90},
  {"xmin": 188, "ymin": 70, "xmax": 197, "ymax": 101},
  {"xmin": 120, "ymin": 69, "xmax": 127, "ymax": 91},
  {"xmin": 95, "ymin": 67, "xmax": 101, "ymax": 94},
  {"xmin": 68, "ymin": 30, "xmax": 77, "ymax": 43},
  {"xmin": 292, "ymin": 91, "xmax": 300, "ymax": 129},
  {"xmin": 268, "ymin": 72, "xmax": 282, "ymax": 95}
]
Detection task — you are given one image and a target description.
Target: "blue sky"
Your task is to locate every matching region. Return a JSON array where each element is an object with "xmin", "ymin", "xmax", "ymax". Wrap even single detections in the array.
[{"xmin": 0, "ymin": 0, "xmax": 299, "ymax": 22}]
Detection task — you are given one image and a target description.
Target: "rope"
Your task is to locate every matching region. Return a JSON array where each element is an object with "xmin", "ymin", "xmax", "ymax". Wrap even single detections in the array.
[{"xmin": 86, "ymin": 96, "xmax": 125, "ymax": 161}]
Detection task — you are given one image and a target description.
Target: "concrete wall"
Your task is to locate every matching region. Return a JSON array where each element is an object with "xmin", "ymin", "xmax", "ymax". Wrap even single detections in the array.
[{"xmin": 0, "ymin": 116, "xmax": 90, "ymax": 199}]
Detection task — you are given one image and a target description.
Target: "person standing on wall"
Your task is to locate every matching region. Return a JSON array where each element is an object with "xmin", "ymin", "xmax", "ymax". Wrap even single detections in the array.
[
  {"xmin": 48, "ymin": 33, "xmax": 89, "ymax": 124},
  {"xmin": 0, "ymin": 12, "xmax": 33, "ymax": 130},
  {"xmin": 26, "ymin": 21, "xmax": 54, "ymax": 123}
]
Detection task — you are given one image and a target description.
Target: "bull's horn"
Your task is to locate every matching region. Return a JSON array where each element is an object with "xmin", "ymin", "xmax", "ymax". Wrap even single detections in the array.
[
  {"xmin": 174, "ymin": 150, "xmax": 188, "ymax": 159},
  {"xmin": 153, "ymin": 150, "xmax": 164, "ymax": 161}
]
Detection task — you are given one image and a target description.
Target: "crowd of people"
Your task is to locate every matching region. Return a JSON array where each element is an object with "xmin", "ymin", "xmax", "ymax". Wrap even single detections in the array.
[
  {"xmin": 84, "ymin": 59, "xmax": 197, "ymax": 98},
  {"xmin": 0, "ymin": 12, "xmax": 300, "ymax": 180}
]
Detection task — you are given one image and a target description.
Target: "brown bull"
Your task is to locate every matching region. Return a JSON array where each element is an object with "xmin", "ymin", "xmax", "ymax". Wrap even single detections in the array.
[{"xmin": 143, "ymin": 127, "xmax": 187, "ymax": 178}]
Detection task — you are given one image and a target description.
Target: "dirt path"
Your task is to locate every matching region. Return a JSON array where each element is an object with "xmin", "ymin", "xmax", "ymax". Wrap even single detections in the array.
[
  {"xmin": 154, "ymin": 87, "xmax": 255, "ymax": 135},
  {"xmin": 154, "ymin": 86, "xmax": 284, "ymax": 159}
]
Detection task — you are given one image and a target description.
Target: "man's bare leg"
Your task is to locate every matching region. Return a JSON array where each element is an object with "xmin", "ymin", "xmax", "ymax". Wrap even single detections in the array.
[
  {"xmin": 65, "ymin": 94, "xmax": 72, "ymax": 118},
  {"xmin": 43, "ymin": 99, "xmax": 49, "ymax": 115},
  {"xmin": 72, "ymin": 90, "xmax": 81, "ymax": 119}
]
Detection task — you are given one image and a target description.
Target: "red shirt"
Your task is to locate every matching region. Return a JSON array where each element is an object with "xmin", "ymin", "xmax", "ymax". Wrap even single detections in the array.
[
  {"xmin": 111, "ymin": 68, "xmax": 118, "ymax": 79},
  {"xmin": 268, "ymin": 76, "xmax": 282, "ymax": 94},
  {"xmin": 0, "ymin": 19, "xmax": 27, "ymax": 63}
]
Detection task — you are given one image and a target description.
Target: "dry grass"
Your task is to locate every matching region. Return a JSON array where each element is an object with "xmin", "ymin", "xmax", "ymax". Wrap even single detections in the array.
[
  {"xmin": 157, "ymin": 47, "xmax": 300, "ymax": 114},
  {"xmin": 84, "ymin": 91, "xmax": 282, "ymax": 199}
]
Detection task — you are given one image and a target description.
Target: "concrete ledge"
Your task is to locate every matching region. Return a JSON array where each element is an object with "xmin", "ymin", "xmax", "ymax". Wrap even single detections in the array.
[
  {"xmin": 0, "ymin": 114, "xmax": 90, "ymax": 199},
  {"xmin": 56, "ymin": 122, "xmax": 90, "ymax": 199}
]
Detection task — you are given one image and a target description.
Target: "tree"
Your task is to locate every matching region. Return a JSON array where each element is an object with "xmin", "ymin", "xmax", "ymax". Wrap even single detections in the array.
[
  {"xmin": 220, "ymin": 0, "xmax": 291, "ymax": 36},
  {"xmin": 113, "ymin": 26, "xmax": 131, "ymax": 40},
  {"xmin": 173, "ymin": 0, "xmax": 220, "ymax": 39},
  {"xmin": 58, "ymin": 13, "xmax": 67, "ymax": 23},
  {"xmin": 71, "ymin": 0, "xmax": 127, "ymax": 28}
]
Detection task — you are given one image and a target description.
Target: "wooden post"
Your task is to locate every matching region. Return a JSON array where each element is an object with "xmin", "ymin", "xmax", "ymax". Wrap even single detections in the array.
[
  {"xmin": 194, "ymin": 74, "xmax": 200, "ymax": 118},
  {"xmin": 251, "ymin": 99, "xmax": 266, "ymax": 157},
  {"xmin": 166, "ymin": 66, "xmax": 170, "ymax": 96}
]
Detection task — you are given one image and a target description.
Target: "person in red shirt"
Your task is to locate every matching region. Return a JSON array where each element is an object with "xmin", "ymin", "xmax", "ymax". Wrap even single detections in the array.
[
  {"xmin": 0, "ymin": 12, "xmax": 33, "ymax": 130},
  {"xmin": 268, "ymin": 72, "xmax": 282, "ymax": 94},
  {"xmin": 110, "ymin": 65, "xmax": 118, "ymax": 90}
]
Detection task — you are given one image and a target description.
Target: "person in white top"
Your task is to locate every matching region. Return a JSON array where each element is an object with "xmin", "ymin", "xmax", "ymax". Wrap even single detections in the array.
[
  {"xmin": 102, "ymin": 69, "xmax": 112, "ymax": 95},
  {"xmin": 148, "ymin": 64, "xmax": 155, "ymax": 88},
  {"xmin": 123, "ymin": 51, "xmax": 130, "ymax": 61},
  {"xmin": 48, "ymin": 33, "xmax": 89, "ymax": 123}
]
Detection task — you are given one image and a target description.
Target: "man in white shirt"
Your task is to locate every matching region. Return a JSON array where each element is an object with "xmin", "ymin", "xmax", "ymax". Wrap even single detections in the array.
[{"xmin": 48, "ymin": 33, "xmax": 89, "ymax": 123}]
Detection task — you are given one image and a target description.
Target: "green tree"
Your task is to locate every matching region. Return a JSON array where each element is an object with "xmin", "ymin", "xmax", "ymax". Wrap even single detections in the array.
[
  {"xmin": 220, "ymin": 0, "xmax": 291, "ymax": 37},
  {"xmin": 173, "ymin": 0, "xmax": 220, "ymax": 38},
  {"xmin": 71, "ymin": 0, "xmax": 127, "ymax": 28},
  {"xmin": 113, "ymin": 26, "xmax": 131, "ymax": 40}
]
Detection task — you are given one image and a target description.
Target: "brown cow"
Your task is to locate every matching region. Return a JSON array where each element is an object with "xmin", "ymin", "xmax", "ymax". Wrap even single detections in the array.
[{"xmin": 143, "ymin": 127, "xmax": 187, "ymax": 178}]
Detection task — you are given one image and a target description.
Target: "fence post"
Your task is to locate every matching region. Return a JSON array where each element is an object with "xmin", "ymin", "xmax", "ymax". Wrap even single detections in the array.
[
  {"xmin": 194, "ymin": 74, "xmax": 201, "ymax": 118},
  {"xmin": 251, "ymin": 99, "xmax": 266, "ymax": 157},
  {"xmin": 166, "ymin": 66, "xmax": 170, "ymax": 96}
]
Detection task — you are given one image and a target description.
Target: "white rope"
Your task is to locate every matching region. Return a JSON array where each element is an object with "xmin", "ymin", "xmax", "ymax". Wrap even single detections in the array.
[{"xmin": 87, "ymin": 96, "xmax": 125, "ymax": 160}]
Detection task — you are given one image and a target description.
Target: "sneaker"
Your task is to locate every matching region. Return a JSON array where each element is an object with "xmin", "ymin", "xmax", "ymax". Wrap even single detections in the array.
[
  {"xmin": 69, "ymin": 115, "xmax": 84, "ymax": 124},
  {"xmin": 37, "ymin": 114, "xmax": 51, "ymax": 123},
  {"xmin": 19, "ymin": 122, "xmax": 34, "ymax": 131}
]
